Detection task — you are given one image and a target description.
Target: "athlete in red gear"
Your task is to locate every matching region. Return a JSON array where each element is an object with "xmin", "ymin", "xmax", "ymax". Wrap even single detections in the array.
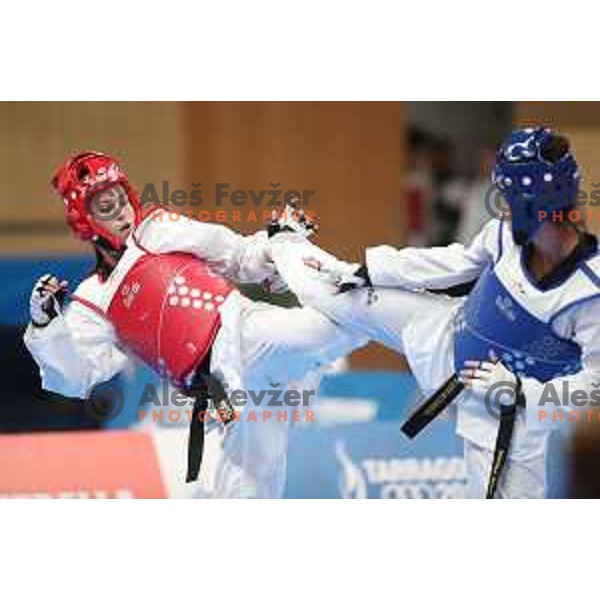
[{"xmin": 25, "ymin": 152, "xmax": 363, "ymax": 498}]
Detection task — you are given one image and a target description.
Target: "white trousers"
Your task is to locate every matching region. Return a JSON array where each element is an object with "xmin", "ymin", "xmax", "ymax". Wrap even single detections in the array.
[
  {"xmin": 465, "ymin": 441, "xmax": 546, "ymax": 499},
  {"xmin": 268, "ymin": 234, "xmax": 459, "ymax": 395},
  {"xmin": 211, "ymin": 292, "xmax": 366, "ymax": 498},
  {"xmin": 268, "ymin": 234, "xmax": 548, "ymax": 499}
]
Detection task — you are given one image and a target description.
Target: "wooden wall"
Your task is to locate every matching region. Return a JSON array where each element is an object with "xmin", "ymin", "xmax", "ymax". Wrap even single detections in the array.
[
  {"xmin": 185, "ymin": 102, "xmax": 406, "ymax": 368},
  {"xmin": 185, "ymin": 101, "xmax": 404, "ymax": 260}
]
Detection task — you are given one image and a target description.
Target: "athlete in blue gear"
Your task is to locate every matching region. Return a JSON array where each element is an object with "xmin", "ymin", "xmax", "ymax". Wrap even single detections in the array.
[{"xmin": 268, "ymin": 126, "xmax": 600, "ymax": 498}]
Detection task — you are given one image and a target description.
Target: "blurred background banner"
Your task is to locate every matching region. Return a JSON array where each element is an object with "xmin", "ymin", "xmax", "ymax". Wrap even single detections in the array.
[
  {"xmin": 2, "ymin": 101, "xmax": 597, "ymax": 498},
  {"xmin": 0, "ymin": 431, "xmax": 166, "ymax": 499}
]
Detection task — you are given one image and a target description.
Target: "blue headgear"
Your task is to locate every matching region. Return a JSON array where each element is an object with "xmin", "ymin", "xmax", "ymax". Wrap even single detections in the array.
[{"xmin": 493, "ymin": 127, "xmax": 580, "ymax": 245}]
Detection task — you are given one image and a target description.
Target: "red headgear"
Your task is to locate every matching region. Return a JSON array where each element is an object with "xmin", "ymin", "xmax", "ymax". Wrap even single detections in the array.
[{"xmin": 52, "ymin": 152, "xmax": 143, "ymax": 249}]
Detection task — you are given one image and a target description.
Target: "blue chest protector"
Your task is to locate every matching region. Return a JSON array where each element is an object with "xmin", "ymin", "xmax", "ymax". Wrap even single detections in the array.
[{"xmin": 453, "ymin": 265, "xmax": 583, "ymax": 383}]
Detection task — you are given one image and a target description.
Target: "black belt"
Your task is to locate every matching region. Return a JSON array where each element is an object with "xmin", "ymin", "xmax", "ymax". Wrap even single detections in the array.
[
  {"xmin": 183, "ymin": 351, "xmax": 234, "ymax": 483},
  {"xmin": 401, "ymin": 374, "xmax": 464, "ymax": 439},
  {"xmin": 485, "ymin": 393, "xmax": 525, "ymax": 499},
  {"xmin": 400, "ymin": 373, "xmax": 525, "ymax": 499}
]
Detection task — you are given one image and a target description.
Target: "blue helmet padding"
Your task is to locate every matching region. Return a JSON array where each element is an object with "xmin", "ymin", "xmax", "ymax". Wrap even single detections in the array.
[{"xmin": 493, "ymin": 127, "xmax": 580, "ymax": 243}]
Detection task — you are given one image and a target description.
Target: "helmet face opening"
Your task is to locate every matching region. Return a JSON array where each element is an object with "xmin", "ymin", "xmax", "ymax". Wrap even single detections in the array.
[
  {"xmin": 510, "ymin": 195, "xmax": 544, "ymax": 244},
  {"xmin": 493, "ymin": 127, "xmax": 580, "ymax": 245}
]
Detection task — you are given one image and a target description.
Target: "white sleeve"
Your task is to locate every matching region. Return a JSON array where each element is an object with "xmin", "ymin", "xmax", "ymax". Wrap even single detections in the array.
[
  {"xmin": 136, "ymin": 209, "xmax": 278, "ymax": 284},
  {"xmin": 521, "ymin": 297, "xmax": 600, "ymax": 433},
  {"xmin": 365, "ymin": 219, "xmax": 500, "ymax": 290},
  {"xmin": 23, "ymin": 300, "xmax": 130, "ymax": 399}
]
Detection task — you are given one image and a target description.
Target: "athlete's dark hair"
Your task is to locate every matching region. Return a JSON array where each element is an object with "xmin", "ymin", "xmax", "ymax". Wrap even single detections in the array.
[
  {"xmin": 89, "ymin": 237, "xmax": 125, "ymax": 281},
  {"xmin": 540, "ymin": 133, "xmax": 570, "ymax": 163}
]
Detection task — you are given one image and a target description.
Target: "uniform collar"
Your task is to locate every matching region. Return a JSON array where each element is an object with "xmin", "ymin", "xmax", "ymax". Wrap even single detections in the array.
[{"xmin": 522, "ymin": 231, "xmax": 598, "ymax": 290}]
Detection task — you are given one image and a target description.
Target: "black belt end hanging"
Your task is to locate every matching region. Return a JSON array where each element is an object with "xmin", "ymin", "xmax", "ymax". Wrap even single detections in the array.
[
  {"xmin": 401, "ymin": 374, "xmax": 464, "ymax": 439},
  {"xmin": 485, "ymin": 392, "xmax": 525, "ymax": 499},
  {"xmin": 184, "ymin": 354, "xmax": 233, "ymax": 483},
  {"xmin": 184, "ymin": 354, "xmax": 212, "ymax": 484},
  {"xmin": 186, "ymin": 394, "xmax": 209, "ymax": 483}
]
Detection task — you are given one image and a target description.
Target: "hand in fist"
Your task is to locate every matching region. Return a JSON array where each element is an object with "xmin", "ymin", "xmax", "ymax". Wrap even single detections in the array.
[{"xmin": 30, "ymin": 274, "xmax": 68, "ymax": 327}]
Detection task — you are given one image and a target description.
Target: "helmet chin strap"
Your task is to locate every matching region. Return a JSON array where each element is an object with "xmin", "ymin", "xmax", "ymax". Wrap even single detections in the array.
[{"xmin": 86, "ymin": 198, "xmax": 135, "ymax": 250}]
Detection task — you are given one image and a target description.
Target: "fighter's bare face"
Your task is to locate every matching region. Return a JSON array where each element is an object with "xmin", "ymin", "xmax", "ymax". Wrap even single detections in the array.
[{"xmin": 87, "ymin": 184, "xmax": 135, "ymax": 242}]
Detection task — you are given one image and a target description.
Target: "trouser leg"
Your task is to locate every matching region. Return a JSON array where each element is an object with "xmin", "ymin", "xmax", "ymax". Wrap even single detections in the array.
[
  {"xmin": 463, "ymin": 439, "xmax": 547, "ymax": 499},
  {"xmin": 213, "ymin": 299, "xmax": 362, "ymax": 499},
  {"xmin": 269, "ymin": 233, "xmax": 458, "ymax": 377}
]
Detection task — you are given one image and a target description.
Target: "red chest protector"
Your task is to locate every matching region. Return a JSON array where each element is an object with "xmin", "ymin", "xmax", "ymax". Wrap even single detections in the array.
[{"xmin": 75, "ymin": 249, "xmax": 235, "ymax": 388}]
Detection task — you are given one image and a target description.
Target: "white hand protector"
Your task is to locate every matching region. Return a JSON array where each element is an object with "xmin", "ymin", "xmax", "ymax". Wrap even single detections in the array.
[
  {"xmin": 30, "ymin": 274, "xmax": 68, "ymax": 327},
  {"xmin": 459, "ymin": 356, "xmax": 520, "ymax": 404}
]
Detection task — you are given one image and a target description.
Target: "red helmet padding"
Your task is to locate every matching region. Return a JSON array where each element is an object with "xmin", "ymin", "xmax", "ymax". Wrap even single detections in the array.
[{"xmin": 52, "ymin": 152, "xmax": 142, "ymax": 248}]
